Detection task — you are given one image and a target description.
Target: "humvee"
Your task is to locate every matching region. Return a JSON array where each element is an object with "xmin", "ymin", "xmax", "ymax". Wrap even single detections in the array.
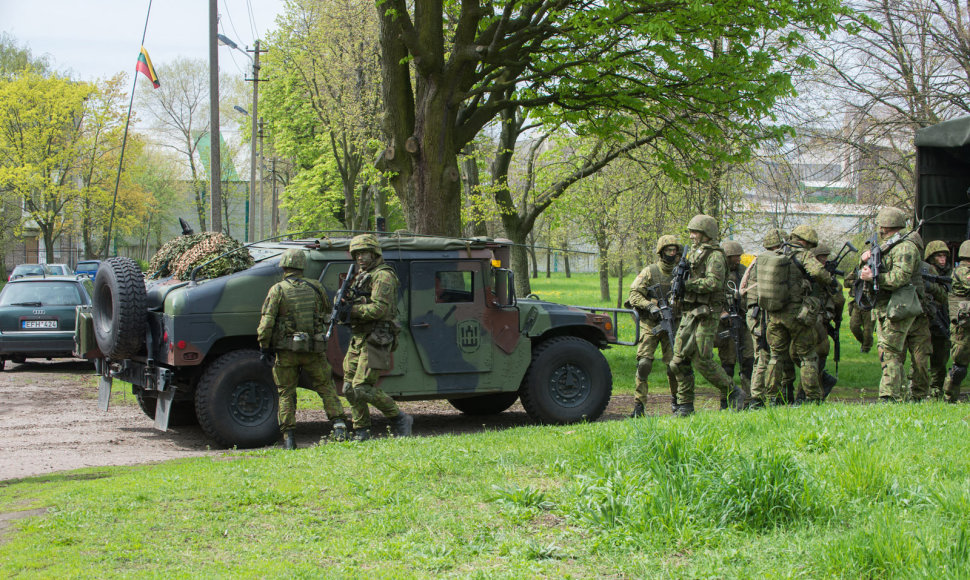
[{"xmin": 76, "ymin": 234, "xmax": 636, "ymax": 448}]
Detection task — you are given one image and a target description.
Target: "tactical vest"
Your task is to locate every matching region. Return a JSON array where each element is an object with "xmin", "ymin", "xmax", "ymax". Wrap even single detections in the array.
[
  {"xmin": 273, "ymin": 276, "xmax": 327, "ymax": 352},
  {"xmin": 683, "ymin": 245, "xmax": 726, "ymax": 308},
  {"xmin": 350, "ymin": 263, "xmax": 399, "ymax": 335},
  {"xmin": 756, "ymin": 247, "xmax": 806, "ymax": 312}
]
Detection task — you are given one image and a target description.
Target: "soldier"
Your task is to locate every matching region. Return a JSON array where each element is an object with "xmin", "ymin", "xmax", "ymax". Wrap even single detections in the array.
[
  {"xmin": 858, "ymin": 207, "xmax": 923, "ymax": 402},
  {"xmin": 257, "ymin": 248, "xmax": 348, "ymax": 450},
  {"xmin": 743, "ymin": 228, "xmax": 796, "ymax": 408},
  {"xmin": 668, "ymin": 214, "xmax": 744, "ymax": 416},
  {"xmin": 716, "ymin": 240, "xmax": 754, "ymax": 397},
  {"xmin": 340, "ymin": 234, "xmax": 412, "ymax": 440},
  {"xmin": 761, "ymin": 225, "xmax": 833, "ymax": 404},
  {"xmin": 903, "ymin": 232, "xmax": 933, "ymax": 401},
  {"xmin": 923, "ymin": 240, "xmax": 952, "ymax": 399},
  {"xmin": 810, "ymin": 242, "xmax": 843, "ymax": 399},
  {"xmin": 627, "ymin": 235, "xmax": 682, "ymax": 417},
  {"xmin": 942, "ymin": 240, "xmax": 970, "ymax": 403},
  {"xmin": 845, "ymin": 267, "xmax": 875, "ymax": 353}
]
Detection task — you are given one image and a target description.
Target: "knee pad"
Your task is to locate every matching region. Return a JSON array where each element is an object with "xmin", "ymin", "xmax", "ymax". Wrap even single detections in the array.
[
  {"xmin": 637, "ymin": 358, "xmax": 654, "ymax": 380},
  {"xmin": 949, "ymin": 364, "xmax": 968, "ymax": 385}
]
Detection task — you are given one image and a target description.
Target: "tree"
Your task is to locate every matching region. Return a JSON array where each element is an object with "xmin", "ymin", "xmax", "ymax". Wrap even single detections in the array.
[
  {"xmin": 375, "ymin": 0, "xmax": 847, "ymax": 236},
  {"xmin": 262, "ymin": 0, "xmax": 389, "ymax": 231},
  {"xmin": 0, "ymin": 72, "xmax": 91, "ymax": 259}
]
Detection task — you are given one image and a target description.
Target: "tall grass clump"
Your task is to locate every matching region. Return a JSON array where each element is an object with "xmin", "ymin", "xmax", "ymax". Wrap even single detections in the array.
[{"xmin": 567, "ymin": 419, "xmax": 824, "ymax": 550}]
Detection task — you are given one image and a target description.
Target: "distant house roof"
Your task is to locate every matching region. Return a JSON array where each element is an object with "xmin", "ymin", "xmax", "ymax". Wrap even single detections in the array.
[{"xmin": 915, "ymin": 116, "xmax": 970, "ymax": 148}]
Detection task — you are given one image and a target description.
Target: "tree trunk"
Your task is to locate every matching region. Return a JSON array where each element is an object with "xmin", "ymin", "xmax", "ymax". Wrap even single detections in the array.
[
  {"xmin": 461, "ymin": 143, "xmax": 488, "ymax": 237},
  {"xmin": 597, "ymin": 237, "xmax": 610, "ymax": 303},
  {"xmin": 616, "ymin": 259, "xmax": 624, "ymax": 309},
  {"xmin": 545, "ymin": 248, "xmax": 551, "ymax": 278}
]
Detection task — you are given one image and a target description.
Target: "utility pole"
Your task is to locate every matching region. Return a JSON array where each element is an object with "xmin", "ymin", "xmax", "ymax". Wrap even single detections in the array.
[
  {"xmin": 271, "ymin": 158, "xmax": 279, "ymax": 236},
  {"xmin": 258, "ymin": 118, "xmax": 264, "ymax": 239},
  {"xmin": 208, "ymin": 0, "xmax": 222, "ymax": 233},
  {"xmin": 246, "ymin": 40, "xmax": 264, "ymax": 243}
]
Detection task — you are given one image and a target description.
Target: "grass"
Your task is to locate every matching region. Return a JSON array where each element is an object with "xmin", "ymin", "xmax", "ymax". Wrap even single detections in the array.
[{"xmin": 3, "ymin": 404, "xmax": 970, "ymax": 577}]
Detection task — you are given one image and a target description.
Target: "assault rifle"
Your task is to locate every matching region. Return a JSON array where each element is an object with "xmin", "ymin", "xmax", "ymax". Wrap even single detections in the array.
[
  {"xmin": 756, "ymin": 307, "xmax": 769, "ymax": 353},
  {"xmin": 922, "ymin": 272, "xmax": 953, "ymax": 292},
  {"xmin": 723, "ymin": 280, "xmax": 744, "ymax": 367},
  {"xmin": 648, "ymin": 284, "xmax": 677, "ymax": 346},
  {"xmin": 325, "ymin": 263, "xmax": 357, "ymax": 341},
  {"xmin": 668, "ymin": 245, "xmax": 691, "ymax": 303},
  {"xmin": 853, "ymin": 229, "xmax": 915, "ymax": 311},
  {"xmin": 921, "ymin": 265, "xmax": 952, "ymax": 337},
  {"xmin": 824, "ymin": 241, "xmax": 857, "ymax": 277}
]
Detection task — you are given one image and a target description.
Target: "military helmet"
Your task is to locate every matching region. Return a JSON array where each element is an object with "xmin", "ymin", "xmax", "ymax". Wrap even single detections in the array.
[
  {"xmin": 790, "ymin": 224, "xmax": 819, "ymax": 248},
  {"xmin": 959, "ymin": 240, "xmax": 970, "ymax": 260},
  {"xmin": 875, "ymin": 207, "xmax": 907, "ymax": 228},
  {"xmin": 279, "ymin": 248, "xmax": 306, "ymax": 270},
  {"xmin": 925, "ymin": 239, "xmax": 950, "ymax": 260},
  {"xmin": 812, "ymin": 241, "xmax": 831, "ymax": 257},
  {"xmin": 721, "ymin": 240, "xmax": 743, "ymax": 257},
  {"xmin": 655, "ymin": 234, "xmax": 680, "ymax": 256},
  {"xmin": 349, "ymin": 233, "xmax": 382, "ymax": 257},
  {"xmin": 762, "ymin": 228, "xmax": 787, "ymax": 250},
  {"xmin": 687, "ymin": 214, "xmax": 718, "ymax": 240}
]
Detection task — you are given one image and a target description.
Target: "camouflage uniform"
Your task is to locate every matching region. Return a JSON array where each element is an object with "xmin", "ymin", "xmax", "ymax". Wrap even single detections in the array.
[
  {"xmin": 862, "ymin": 209, "xmax": 923, "ymax": 401},
  {"xmin": 942, "ymin": 241, "xmax": 970, "ymax": 403},
  {"xmin": 257, "ymin": 249, "xmax": 346, "ymax": 448},
  {"xmin": 627, "ymin": 235, "xmax": 681, "ymax": 415},
  {"xmin": 845, "ymin": 268, "xmax": 875, "ymax": 353},
  {"xmin": 716, "ymin": 240, "xmax": 755, "ymax": 396},
  {"xmin": 922, "ymin": 241, "xmax": 951, "ymax": 399},
  {"xmin": 744, "ymin": 229, "xmax": 796, "ymax": 406},
  {"xmin": 763, "ymin": 226, "xmax": 833, "ymax": 403},
  {"xmin": 669, "ymin": 215, "xmax": 741, "ymax": 415},
  {"xmin": 341, "ymin": 234, "xmax": 411, "ymax": 438}
]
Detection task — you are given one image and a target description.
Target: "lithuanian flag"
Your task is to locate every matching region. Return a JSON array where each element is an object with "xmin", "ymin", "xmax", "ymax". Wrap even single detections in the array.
[{"xmin": 136, "ymin": 46, "xmax": 160, "ymax": 89}]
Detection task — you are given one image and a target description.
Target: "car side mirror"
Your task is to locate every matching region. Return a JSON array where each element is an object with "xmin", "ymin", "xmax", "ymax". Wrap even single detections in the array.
[{"xmin": 492, "ymin": 268, "xmax": 515, "ymax": 307}]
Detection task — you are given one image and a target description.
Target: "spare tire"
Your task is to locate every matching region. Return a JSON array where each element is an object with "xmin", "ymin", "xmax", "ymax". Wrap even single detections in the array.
[{"xmin": 93, "ymin": 257, "xmax": 147, "ymax": 359}]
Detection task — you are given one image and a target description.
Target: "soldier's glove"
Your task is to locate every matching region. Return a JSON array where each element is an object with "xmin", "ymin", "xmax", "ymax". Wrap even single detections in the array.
[
  {"xmin": 647, "ymin": 304, "xmax": 661, "ymax": 321},
  {"xmin": 336, "ymin": 300, "xmax": 354, "ymax": 324},
  {"xmin": 259, "ymin": 347, "xmax": 275, "ymax": 366}
]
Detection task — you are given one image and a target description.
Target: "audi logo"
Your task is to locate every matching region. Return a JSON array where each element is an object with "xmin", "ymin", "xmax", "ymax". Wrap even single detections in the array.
[{"xmin": 32, "ymin": 309, "xmax": 45, "ymax": 315}]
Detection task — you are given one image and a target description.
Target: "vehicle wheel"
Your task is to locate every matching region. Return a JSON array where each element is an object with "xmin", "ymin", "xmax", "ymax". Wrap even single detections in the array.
[
  {"xmin": 93, "ymin": 257, "xmax": 146, "ymax": 359},
  {"xmin": 448, "ymin": 392, "xmax": 519, "ymax": 415},
  {"xmin": 195, "ymin": 350, "xmax": 278, "ymax": 448},
  {"xmin": 519, "ymin": 336, "xmax": 612, "ymax": 424},
  {"xmin": 135, "ymin": 390, "xmax": 199, "ymax": 427}
]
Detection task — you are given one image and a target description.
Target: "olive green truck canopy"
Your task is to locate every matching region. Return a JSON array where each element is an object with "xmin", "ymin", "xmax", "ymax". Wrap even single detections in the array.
[{"xmin": 915, "ymin": 116, "xmax": 970, "ymax": 244}]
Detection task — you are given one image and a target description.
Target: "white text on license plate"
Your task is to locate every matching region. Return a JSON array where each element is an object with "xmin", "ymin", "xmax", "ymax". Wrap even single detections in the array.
[{"xmin": 23, "ymin": 320, "xmax": 57, "ymax": 329}]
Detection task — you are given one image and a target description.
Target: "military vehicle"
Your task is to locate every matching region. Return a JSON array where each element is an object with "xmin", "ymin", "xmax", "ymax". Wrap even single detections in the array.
[
  {"xmin": 76, "ymin": 234, "xmax": 636, "ymax": 448},
  {"xmin": 915, "ymin": 115, "xmax": 970, "ymax": 246}
]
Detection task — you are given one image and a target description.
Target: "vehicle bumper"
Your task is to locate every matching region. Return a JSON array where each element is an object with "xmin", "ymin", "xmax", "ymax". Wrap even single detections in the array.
[{"xmin": 0, "ymin": 331, "xmax": 76, "ymax": 357}]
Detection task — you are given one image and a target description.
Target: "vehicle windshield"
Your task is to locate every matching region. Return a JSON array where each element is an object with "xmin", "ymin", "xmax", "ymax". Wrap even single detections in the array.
[
  {"xmin": 0, "ymin": 281, "xmax": 85, "ymax": 306},
  {"xmin": 13, "ymin": 265, "xmax": 46, "ymax": 276}
]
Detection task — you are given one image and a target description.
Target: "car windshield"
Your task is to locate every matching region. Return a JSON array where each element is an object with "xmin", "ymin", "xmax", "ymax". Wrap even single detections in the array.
[
  {"xmin": 13, "ymin": 265, "xmax": 46, "ymax": 276},
  {"xmin": 0, "ymin": 281, "xmax": 84, "ymax": 306}
]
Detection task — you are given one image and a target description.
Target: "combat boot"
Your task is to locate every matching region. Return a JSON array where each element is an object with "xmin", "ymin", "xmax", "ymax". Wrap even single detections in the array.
[
  {"xmin": 354, "ymin": 428, "xmax": 371, "ymax": 442},
  {"xmin": 282, "ymin": 430, "xmax": 296, "ymax": 450},
  {"xmin": 673, "ymin": 403, "xmax": 694, "ymax": 417},
  {"xmin": 727, "ymin": 385, "xmax": 746, "ymax": 410},
  {"xmin": 631, "ymin": 401, "xmax": 645, "ymax": 418},
  {"xmin": 748, "ymin": 397, "xmax": 766, "ymax": 410},
  {"xmin": 821, "ymin": 372, "xmax": 837, "ymax": 399},
  {"xmin": 391, "ymin": 412, "xmax": 414, "ymax": 437},
  {"xmin": 332, "ymin": 419, "xmax": 347, "ymax": 442}
]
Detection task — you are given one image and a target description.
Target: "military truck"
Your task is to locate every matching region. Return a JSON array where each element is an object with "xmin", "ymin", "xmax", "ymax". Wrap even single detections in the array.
[
  {"xmin": 76, "ymin": 234, "xmax": 636, "ymax": 448},
  {"xmin": 915, "ymin": 115, "xmax": 970, "ymax": 246}
]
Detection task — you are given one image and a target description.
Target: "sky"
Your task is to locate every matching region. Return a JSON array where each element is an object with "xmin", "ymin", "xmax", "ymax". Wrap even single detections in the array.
[{"xmin": 0, "ymin": 0, "xmax": 285, "ymax": 83}]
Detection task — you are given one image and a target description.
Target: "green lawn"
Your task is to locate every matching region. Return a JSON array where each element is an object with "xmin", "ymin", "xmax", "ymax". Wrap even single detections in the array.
[{"xmin": 4, "ymin": 271, "xmax": 960, "ymax": 578}]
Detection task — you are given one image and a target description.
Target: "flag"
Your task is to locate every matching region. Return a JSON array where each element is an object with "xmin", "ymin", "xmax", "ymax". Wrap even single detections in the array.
[{"xmin": 136, "ymin": 46, "xmax": 160, "ymax": 89}]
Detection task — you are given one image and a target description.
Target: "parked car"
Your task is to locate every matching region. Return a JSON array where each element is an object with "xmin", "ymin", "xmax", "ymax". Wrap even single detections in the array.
[
  {"xmin": 45, "ymin": 263, "xmax": 74, "ymax": 276},
  {"xmin": 0, "ymin": 275, "xmax": 94, "ymax": 370},
  {"xmin": 74, "ymin": 260, "xmax": 101, "ymax": 278},
  {"xmin": 8, "ymin": 264, "xmax": 49, "ymax": 281}
]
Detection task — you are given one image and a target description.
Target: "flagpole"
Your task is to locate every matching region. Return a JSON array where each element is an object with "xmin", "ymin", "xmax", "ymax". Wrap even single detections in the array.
[{"xmin": 103, "ymin": 0, "xmax": 154, "ymax": 260}]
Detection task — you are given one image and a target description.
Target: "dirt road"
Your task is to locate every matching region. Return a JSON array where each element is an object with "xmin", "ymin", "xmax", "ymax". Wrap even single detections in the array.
[{"xmin": 2, "ymin": 359, "xmax": 674, "ymax": 481}]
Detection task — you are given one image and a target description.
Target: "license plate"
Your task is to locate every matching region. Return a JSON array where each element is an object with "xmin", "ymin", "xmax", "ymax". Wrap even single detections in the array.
[{"xmin": 22, "ymin": 320, "xmax": 57, "ymax": 329}]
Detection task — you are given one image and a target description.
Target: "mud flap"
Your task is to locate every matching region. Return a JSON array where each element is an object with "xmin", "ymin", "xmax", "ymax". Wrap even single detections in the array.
[
  {"xmin": 97, "ymin": 375, "xmax": 112, "ymax": 411},
  {"xmin": 153, "ymin": 389, "xmax": 174, "ymax": 431}
]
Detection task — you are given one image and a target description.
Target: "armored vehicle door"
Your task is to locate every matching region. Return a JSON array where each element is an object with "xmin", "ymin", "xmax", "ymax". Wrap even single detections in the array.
[{"xmin": 409, "ymin": 261, "xmax": 492, "ymax": 374}]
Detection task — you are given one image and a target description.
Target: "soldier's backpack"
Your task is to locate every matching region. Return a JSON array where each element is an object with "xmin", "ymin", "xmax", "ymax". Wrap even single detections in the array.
[{"xmin": 757, "ymin": 250, "xmax": 803, "ymax": 312}]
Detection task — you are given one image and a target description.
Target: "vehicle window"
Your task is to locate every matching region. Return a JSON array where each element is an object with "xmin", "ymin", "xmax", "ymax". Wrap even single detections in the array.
[
  {"xmin": 0, "ymin": 282, "xmax": 83, "ymax": 306},
  {"xmin": 435, "ymin": 271, "xmax": 474, "ymax": 303}
]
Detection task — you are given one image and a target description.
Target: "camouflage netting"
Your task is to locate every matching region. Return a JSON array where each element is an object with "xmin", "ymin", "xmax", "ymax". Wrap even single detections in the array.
[{"xmin": 148, "ymin": 232, "xmax": 254, "ymax": 280}]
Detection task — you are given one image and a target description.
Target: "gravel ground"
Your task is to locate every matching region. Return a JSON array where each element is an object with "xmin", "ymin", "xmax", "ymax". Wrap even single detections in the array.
[{"xmin": 0, "ymin": 358, "xmax": 728, "ymax": 482}]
